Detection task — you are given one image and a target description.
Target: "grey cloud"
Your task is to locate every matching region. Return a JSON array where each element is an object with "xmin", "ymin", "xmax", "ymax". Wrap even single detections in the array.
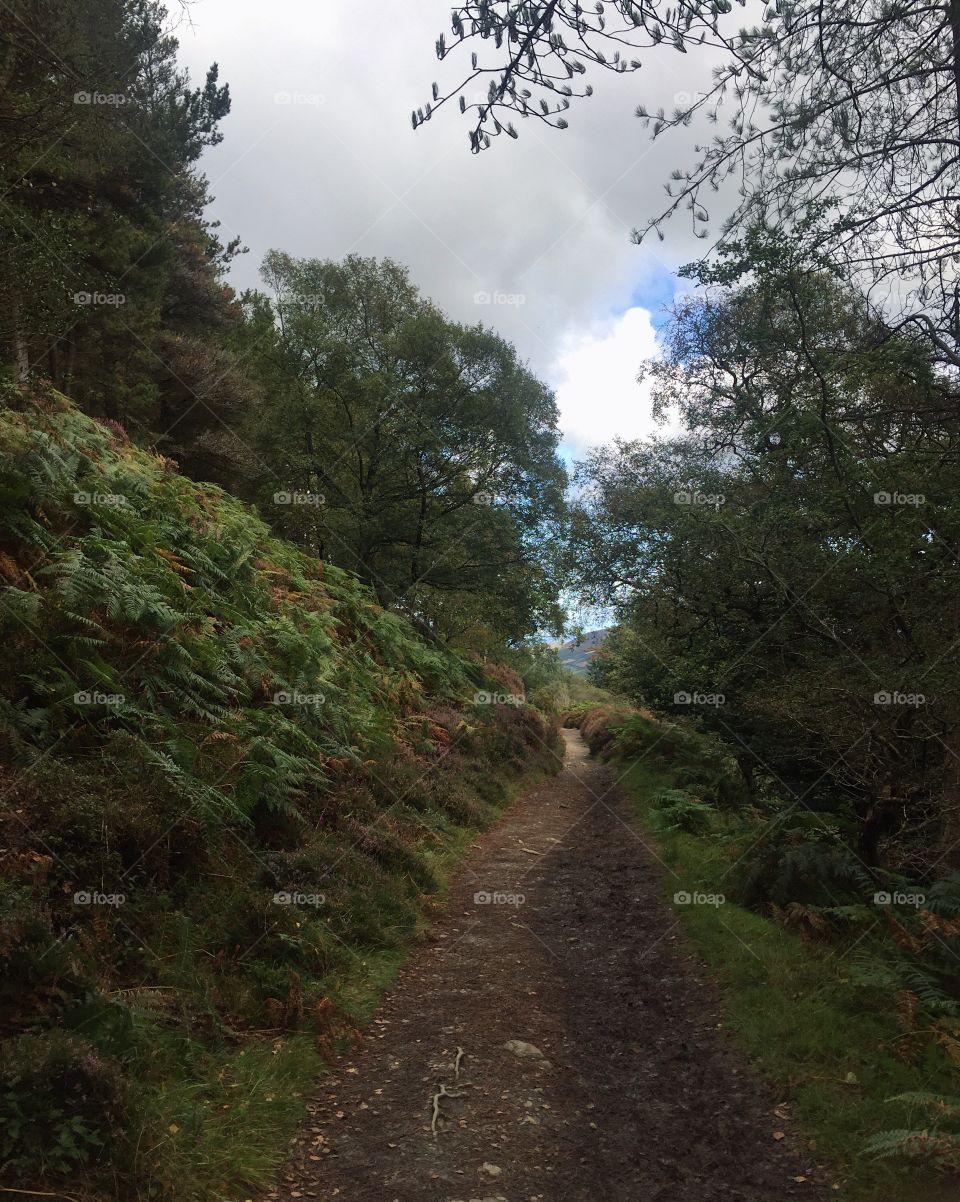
[{"xmin": 179, "ymin": 0, "xmax": 721, "ymax": 407}]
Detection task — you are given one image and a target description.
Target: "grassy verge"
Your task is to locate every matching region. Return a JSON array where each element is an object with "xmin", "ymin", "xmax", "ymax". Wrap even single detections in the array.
[
  {"xmin": 4, "ymin": 760, "xmax": 556, "ymax": 1202},
  {"xmin": 618, "ymin": 757, "xmax": 958, "ymax": 1202},
  {"xmin": 155, "ymin": 782, "xmax": 540, "ymax": 1202}
]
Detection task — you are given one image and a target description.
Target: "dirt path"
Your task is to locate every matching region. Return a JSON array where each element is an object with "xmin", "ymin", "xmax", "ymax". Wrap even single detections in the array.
[{"xmin": 266, "ymin": 730, "xmax": 825, "ymax": 1202}]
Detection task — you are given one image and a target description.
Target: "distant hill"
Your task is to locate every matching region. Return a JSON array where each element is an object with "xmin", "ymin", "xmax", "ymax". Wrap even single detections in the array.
[{"xmin": 556, "ymin": 628, "xmax": 609, "ymax": 673}]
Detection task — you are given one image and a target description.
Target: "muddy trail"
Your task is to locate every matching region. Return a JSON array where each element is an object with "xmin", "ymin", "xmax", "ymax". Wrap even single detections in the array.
[{"xmin": 266, "ymin": 730, "xmax": 825, "ymax": 1202}]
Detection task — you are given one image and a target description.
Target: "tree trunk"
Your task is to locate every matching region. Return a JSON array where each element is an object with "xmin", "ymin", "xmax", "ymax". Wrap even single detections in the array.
[
  {"xmin": 936, "ymin": 721, "xmax": 960, "ymax": 869},
  {"xmin": 10, "ymin": 278, "xmax": 29, "ymax": 386},
  {"xmin": 736, "ymin": 754, "xmax": 756, "ymax": 802}
]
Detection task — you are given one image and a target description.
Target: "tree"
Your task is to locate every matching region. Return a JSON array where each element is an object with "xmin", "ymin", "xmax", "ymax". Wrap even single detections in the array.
[
  {"xmin": 0, "ymin": 0, "xmax": 246, "ymax": 462},
  {"xmin": 418, "ymin": 1, "xmax": 960, "ymax": 361},
  {"xmin": 242, "ymin": 252, "xmax": 568, "ymax": 644},
  {"xmin": 573, "ymin": 265, "xmax": 960, "ymax": 870}
]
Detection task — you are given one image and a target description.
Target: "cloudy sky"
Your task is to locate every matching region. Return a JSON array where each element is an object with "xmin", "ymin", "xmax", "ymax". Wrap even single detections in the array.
[{"xmin": 176, "ymin": 1, "xmax": 719, "ymax": 458}]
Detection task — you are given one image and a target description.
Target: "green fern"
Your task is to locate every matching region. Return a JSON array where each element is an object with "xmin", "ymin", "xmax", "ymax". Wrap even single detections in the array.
[
  {"xmin": 650, "ymin": 787, "xmax": 715, "ymax": 833},
  {"xmin": 867, "ymin": 1093, "xmax": 960, "ymax": 1169}
]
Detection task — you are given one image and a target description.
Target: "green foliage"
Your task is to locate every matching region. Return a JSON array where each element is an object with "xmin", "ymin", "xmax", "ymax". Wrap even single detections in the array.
[
  {"xmin": 574, "ymin": 265, "xmax": 960, "ymax": 876},
  {"xmin": 649, "ymin": 787, "xmax": 714, "ymax": 834},
  {"xmin": 0, "ymin": 388, "xmax": 475, "ymax": 822},
  {"xmin": 126, "ymin": 1035, "xmax": 324, "ymax": 1201},
  {"xmin": 0, "ymin": 1031, "xmax": 127, "ymax": 1176},
  {"xmin": 733, "ymin": 813, "xmax": 876, "ymax": 911},
  {"xmin": 0, "ymin": 1, "xmax": 246, "ymax": 464},
  {"xmin": 866, "ymin": 1093, "xmax": 960, "ymax": 1171},
  {"xmin": 239, "ymin": 252, "xmax": 567, "ymax": 643},
  {"xmin": 601, "ymin": 724, "xmax": 960, "ymax": 1201},
  {"xmin": 575, "ymin": 703, "xmax": 634, "ymax": 756},
  {"xmin": 0, "ymin": 388, "xmax": 562, "ymax": 1198}
]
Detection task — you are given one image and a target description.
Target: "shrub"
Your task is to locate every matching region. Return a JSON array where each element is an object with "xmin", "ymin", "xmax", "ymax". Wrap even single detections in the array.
[
  {"xmin": 559, "ymin": 701, "xmax": 598, "ymax": 727},
  {"xmin": 0, "ymin": 1031, "xmax": 128, "ymax": 1177},
  {"xmin": 731, "ymin": 812, "xmax": 875, "ymax": 911},
  {"xmin": 578, "ymin": 704, "xmax": 634, "ymax": 756},
  {"xmin": 650, "ymin": 787, "xmax": 715, "ymax": 834}
]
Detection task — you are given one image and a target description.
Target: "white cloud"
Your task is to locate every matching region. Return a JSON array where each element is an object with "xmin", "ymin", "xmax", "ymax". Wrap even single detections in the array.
[
  {"xmin": 176, "ymin": 0, "xmax": 718, "ymax": 452},
  {"xmin": 552, "ymin": 307, "xmax": 667, "ymax": 452}
]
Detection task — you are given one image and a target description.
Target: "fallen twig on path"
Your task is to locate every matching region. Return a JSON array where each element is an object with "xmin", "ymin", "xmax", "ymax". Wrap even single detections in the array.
[{"xmin": 429, "ymin": 1081, "xmax": 470, "ymax": 1137}]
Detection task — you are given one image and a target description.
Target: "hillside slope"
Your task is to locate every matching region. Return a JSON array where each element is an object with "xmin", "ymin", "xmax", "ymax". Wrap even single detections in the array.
[
  {"xmin": 555, "ymin": 628, "xmax": 608, "ymax": 674},
  {"xmin": 0, "ymin": 386, "xmax": 561, "ymax": 1200}
]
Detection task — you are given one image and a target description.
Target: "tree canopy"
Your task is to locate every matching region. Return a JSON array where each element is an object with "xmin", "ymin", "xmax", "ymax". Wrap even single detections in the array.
[
  {"xmin": 242, "ymin": 251, "xmax": 568, "ymax": 644},
  {"xmin": 1, "ymin": 0, "xmax": 245, "ymax": 462},
  {"xmin": 420, "ymin": 0, "xmax": 960, "ymax": 361},
  {"xmin": 574, "ymin": 259, "xmax": 960, "ymax": 868},
  {"xmin": 0, "ymin": 2, "xmax": 569, "ymax": 650}
]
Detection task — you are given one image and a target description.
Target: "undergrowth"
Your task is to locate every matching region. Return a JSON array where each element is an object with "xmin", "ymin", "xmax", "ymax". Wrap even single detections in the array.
[
  {"xmin": 0, "ymin": 386, "xmax": 563, "ymax": 1200},
  {"xmin": 571, "ymin": 703, "xmax": 960, "ymax": 1202}
]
